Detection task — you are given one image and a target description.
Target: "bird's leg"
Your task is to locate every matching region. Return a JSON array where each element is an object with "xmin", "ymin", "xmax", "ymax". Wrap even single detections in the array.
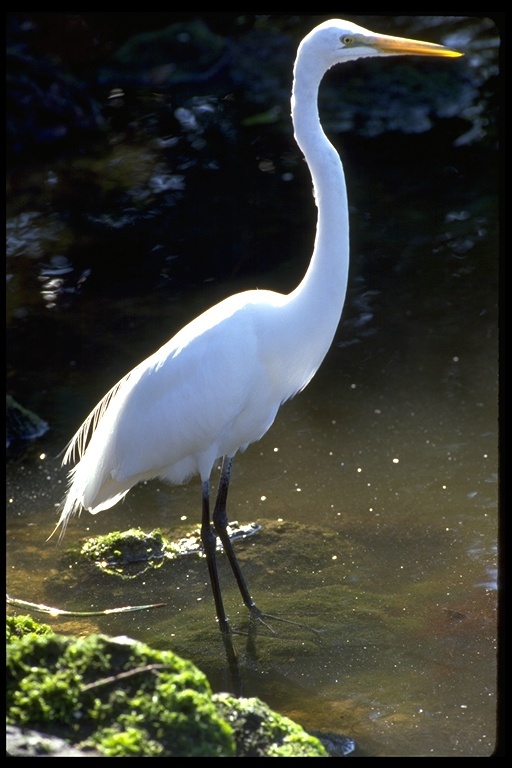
[
  {"xmin": 212, "ymin": 456, "xmax": 258, "ymax": 614},
  {"xmin": 213, "ymin": 458, "xmax": 279, "ymax": 635},
  {"xmin": 200, "ymin": 480, "xmax": 229, "ymax": 634},
  {"xmin": 214, "ymin": 457, "xmax": 323, "ymax": 638}
]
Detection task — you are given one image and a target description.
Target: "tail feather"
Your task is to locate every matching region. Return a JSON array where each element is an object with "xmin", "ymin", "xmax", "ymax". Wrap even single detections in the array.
[
  {"xmin": 51, "ymin": 367, "xmax": 141, "ymax": 541},
  {"xmin": 62, "ymin": 376, "xmax": 127, "ymax": 466}
]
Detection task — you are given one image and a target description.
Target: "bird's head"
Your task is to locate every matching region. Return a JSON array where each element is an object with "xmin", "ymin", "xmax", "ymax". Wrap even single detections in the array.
[{"xmin": 299, "ymin": 18, "xmax": 463, "ymax": 68}]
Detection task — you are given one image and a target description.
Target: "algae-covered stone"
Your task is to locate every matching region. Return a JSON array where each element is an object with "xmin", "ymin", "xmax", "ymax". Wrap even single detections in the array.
[
  {"xmin": 6, "ymin": 617, "xmax": 330, "ymax": 757},
  {"xmin": 7, "ymin": 628, "xmax": 234, "ymax": 756},
  {"xmin": 214, "ymin": 693, "xmax": 328, "ymax": 757},
  {"xmin": 6, "ymin": 613, "xmax": 53, "ymax": 641}
]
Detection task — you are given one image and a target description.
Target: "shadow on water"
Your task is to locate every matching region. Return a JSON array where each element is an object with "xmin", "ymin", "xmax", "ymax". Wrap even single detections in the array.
[{"xmin": 7, "ymin": 14, "xmax": 500, "ymax": 757}]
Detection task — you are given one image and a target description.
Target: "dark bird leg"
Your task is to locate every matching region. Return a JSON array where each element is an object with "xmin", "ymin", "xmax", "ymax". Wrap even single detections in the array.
[
  {"xmin": 199, "ymin": 478, "xmax": 243, "ymax": 689},
  {"xmin": 212, "ymin": 456, "xmax": 259, "ymax": 615},
  {"xmin": 213, "ymin": 455, "xmax": 323, "ymax": 638},
  {"xmin": 200, "ymin": 479, "xmax": 229, "ymax": 633},
  {"xmin": 213, "ymin": 457, "xmax": 281, "ymax": 634}
]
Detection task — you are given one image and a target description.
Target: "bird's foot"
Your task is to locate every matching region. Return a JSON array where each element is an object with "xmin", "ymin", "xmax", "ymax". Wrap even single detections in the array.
[
  {"xmin": 245, "ymin": 605, "xmax": 324, "ymax": 638},
  {"xmin": 218, "ymin": 604, "xmax": 323, "ymax": 638}
]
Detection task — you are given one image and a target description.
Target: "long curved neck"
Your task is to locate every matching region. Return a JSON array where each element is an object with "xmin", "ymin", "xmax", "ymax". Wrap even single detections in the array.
[{"xmin": 289, "ymin": 50, "xmax": 350, "ymax": 319}]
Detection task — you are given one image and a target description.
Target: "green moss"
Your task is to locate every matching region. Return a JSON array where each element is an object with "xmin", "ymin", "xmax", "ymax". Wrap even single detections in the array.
[
  {"xmin": 94, "ymin": 726, "xmax": 165, "ymax": 757},
  {"xmin": 7, "ymin": 630, "xmax": 235, "ymax": 756},
  {"xmin": 6, "ymin": 613, "xmax": 54, "ymax": 641},
  {"xmin": 7, "ymin": 618, "xmax": 328, "ymax": 757},
  {"xmin": 60, "ymin": 523, "xmax": 261, "ymax": 583},
  {"xmin": 79, "ymin": 527, "xmax": 168, "ymax": 575},
  {"xmin": 7, "ymin": 634, "xmax": 82, "ymax": 730},
  {"xmin": 214, "ymin": 694, "xmax": 328, "ymax": 757},
  {"xmin": 80, "ymin": 527, "xmax": 164, "ymax": 560}
]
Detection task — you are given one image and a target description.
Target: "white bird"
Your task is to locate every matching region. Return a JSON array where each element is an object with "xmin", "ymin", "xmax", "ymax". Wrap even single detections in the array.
[{"xmin": 52, "ymin": 19, "xmax": 461, "ymax": 633}]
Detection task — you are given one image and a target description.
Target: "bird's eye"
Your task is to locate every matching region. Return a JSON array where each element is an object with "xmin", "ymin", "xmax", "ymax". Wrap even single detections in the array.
[{"xmin": 341, "ymin": 35, "xmax": 354, "ymax": 46}]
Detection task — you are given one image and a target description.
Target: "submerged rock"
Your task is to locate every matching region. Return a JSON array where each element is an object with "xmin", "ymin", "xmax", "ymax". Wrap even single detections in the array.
[{"xmin": 6, "ymin": 395, "xmax": 49, "ymax": 457}]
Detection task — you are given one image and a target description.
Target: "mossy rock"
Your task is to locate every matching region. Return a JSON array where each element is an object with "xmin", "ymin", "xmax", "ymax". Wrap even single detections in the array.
[
  {"xmin": 6, "ymin": 616, "xmax": 328, "ymax": 757},
  {"xmin": 7, "ymin": 623, "xmax": 233, "ymax": 756},
  {"xmin": 54, "ymin": 523, "xmax": 261, "ymax": 584},
  {"xmin": 214, "ymin": 693, "xmax": 328, "ymax": 757},
  {"xmin": 6, "ymin": 613, "xmax": 53, "ymax": 641}
]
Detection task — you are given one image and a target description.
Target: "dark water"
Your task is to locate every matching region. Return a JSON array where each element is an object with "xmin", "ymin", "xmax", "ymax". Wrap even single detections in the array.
[{"xmin": 7, "ymin": 15, "xmax": 499, "ymax": 757}]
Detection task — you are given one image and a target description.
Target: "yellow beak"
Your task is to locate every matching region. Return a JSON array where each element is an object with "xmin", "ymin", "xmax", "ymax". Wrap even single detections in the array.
[{"xmin": 371, "ymin": 33, "xmax": 463, "ymax": 58}]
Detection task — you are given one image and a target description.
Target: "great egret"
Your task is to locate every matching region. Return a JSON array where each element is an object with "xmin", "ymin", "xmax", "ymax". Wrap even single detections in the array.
[{"xmin": 52, "ymin": 19, "xmax": 461, "ymax": 633}]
